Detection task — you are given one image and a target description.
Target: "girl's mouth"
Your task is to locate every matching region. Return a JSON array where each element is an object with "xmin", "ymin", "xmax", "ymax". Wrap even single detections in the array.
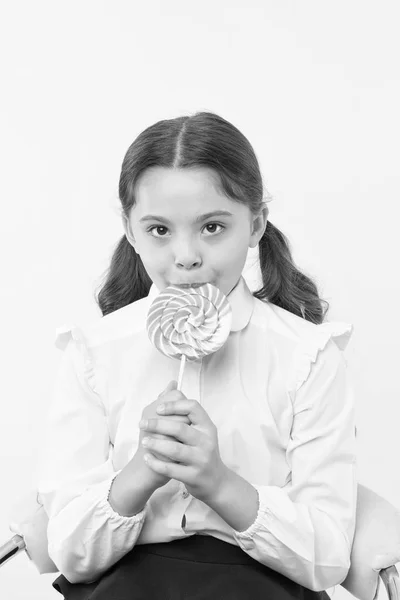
[{"xmin": 172, "ymin": 282, "xmax": 208, "ymax": 289}]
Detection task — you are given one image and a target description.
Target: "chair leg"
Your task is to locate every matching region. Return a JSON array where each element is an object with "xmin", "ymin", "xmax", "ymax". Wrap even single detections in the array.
[
  {"xmin": 0, "ymin": 535, "xmax": 26, "ymax": 568},
  {"xmin": 380, "ymin": 566, "xmax": 400, "ymax": 600}
]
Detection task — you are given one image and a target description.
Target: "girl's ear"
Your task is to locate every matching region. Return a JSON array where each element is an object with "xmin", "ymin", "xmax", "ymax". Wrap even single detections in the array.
[
  {"xmin": 122, "ymin": 214, "xmax": 140, "ymax": 255},
  {"xmin": 249, "ymin": 205, "xmax": 268, "ymax": 248}
]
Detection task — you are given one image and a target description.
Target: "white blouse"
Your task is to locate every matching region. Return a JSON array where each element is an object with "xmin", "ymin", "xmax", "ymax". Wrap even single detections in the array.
[{"xmin": 35, "ymin": 275, "xmax": 357, "ymax": 591}]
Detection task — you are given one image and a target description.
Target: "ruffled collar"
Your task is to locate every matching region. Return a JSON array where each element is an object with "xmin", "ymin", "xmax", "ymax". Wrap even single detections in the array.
[{"xmin": 147, "ymin": 275, "xmax": 255, "ymax": 332}]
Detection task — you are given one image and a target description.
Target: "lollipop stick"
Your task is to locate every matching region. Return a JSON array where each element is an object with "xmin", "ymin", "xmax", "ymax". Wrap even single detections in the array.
[{"xmin": 177, "ymin": 354, "xmax": 186, "ymax": 392}]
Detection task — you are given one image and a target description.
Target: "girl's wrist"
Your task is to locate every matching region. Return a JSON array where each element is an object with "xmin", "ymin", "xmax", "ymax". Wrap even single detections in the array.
[
  {"xmin": 108, "ymin": 455, "xmax": 162, "ymax": 517},
  {"xmin": 134, "ymin": 446, "xmax": 171, "ymax": 487}
]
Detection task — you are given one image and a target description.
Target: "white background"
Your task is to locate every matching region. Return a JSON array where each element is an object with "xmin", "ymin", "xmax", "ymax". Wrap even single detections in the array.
[{"xmin": 0, "ymin": 1, "xmax": 399, "ymax": 598}]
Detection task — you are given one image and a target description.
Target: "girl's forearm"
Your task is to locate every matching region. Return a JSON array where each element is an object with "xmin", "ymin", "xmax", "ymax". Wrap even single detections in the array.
[
  {"xmin": 108, "ymin": 460, "xmax": 159, "ymax": 517},
  {"xmin": 109, "ymin": 459, "xmax": 260, "ymax": 531},
  {"xmin": 201, "ymin": 466, "xmax": 260, "ymax": 532}
]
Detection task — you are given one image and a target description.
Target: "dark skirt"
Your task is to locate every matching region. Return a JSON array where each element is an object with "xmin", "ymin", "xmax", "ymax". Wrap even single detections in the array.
[{"xmin": 52, "ymin": 534, "xmax": 331, "ymax": 600}]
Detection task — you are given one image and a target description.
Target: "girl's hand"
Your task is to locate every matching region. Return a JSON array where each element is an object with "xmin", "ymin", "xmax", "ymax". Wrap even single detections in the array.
[
  {"xmin": 138, "ymin": 398, "xmax": 228, "ymax": 503},
  {"xmin": 136, "ymin": 381, "xmax": 190, "ymax": 489}
]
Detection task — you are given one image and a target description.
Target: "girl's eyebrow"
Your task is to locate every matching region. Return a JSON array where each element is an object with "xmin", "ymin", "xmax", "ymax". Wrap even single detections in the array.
[{"xmin": 139, "ymin": 210, "xmax": 234, "ymax": 224}]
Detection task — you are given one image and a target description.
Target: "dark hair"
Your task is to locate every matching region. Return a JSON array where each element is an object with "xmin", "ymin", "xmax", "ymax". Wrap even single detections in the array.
[{"xmin": 95, "ymin": 111, "xmax": 329, "ymax": 323}]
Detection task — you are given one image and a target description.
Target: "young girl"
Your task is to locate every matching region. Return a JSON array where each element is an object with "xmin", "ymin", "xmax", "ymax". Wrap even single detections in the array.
[{"xmin": 37, "ymin": 111, "xmax": 357, "ymax": 600}]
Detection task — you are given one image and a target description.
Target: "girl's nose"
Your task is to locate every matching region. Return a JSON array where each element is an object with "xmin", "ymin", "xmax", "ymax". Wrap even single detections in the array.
[
  {"xmin": 175, "ymin": 255, "xmax": 202, "ymax": 269},
  {"xmin": 176, "ymin": 258, "xmax": 202, "ymax": 269},
  {"xmin": 174, "ymin": 241, "xmax": 202, "ymax": 269}
]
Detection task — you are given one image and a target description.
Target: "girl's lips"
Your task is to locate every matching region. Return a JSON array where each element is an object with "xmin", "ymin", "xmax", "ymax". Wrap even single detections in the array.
[{"xmin": 172, "ymin": 282, "xmax": 207, "ymax": 289}]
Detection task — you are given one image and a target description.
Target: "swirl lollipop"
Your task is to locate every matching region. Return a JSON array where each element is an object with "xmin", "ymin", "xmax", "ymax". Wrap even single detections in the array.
[{"xmin": 147, "ymin": 283, "xmax": 232, "ymax": 390}]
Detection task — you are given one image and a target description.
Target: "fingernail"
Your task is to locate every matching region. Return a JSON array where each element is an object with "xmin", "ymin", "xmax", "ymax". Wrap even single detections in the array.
[
  {"xmin": 157, "ymin": 404, "xmax": 165, "ymax": 413},
  {"xmin": 142, "ymin": 437, "xmax": 150, "ymax": 446}
]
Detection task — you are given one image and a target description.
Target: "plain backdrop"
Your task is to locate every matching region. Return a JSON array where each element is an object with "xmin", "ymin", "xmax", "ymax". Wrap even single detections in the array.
[{"xmin": 0, "ymin": 1, "xmax": 399, "ymax": 598}]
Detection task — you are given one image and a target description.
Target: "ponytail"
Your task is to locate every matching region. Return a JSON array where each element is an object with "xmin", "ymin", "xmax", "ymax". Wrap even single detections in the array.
[
  {"xmin": 254, "ymin": 221, "xmax": 329, "ymax": 324},
  {"xmin": 95, "ymin": 235, "xmax": 152, "ymax": 317}
]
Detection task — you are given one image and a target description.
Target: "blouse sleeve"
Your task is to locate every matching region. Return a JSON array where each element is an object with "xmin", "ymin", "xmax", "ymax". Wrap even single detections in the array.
[
  {"xmin": 233, "ymin": 325, "xmax": 357, "ymax": 592},
  {"xmin": 35, "ymin": 325, "xmax": 147, "ymax": 584}
]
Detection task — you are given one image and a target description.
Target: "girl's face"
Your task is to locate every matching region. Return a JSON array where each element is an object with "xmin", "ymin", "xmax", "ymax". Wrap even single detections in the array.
[{"xmin": 123, "ymin": 167, "xmax": 268, "ymax": 297}]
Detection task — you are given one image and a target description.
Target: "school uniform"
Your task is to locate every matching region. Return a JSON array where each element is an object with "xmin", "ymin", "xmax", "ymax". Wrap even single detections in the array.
[{"xmin": 35, "ymin": 275, "xmax": 357, "ymax": 599}]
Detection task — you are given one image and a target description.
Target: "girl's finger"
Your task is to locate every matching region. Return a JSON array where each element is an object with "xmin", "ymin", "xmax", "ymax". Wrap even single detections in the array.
[
  {"xmin": 158, "ymin": 380, "xmax": 178, "ymax": 397},
  {"xmin": 144, "ymin": 452, "xmax": 191, "ymax": 482},
  {"xmin": 142, "ymin": 437, "xmax": 192, "ymax": 464},
  {"xmin": 140, "ymin": 417, "xmax": 198, "ymax": 445},
  {"xmin": 156, "ymin": 399, "xmax": 211, "ymax": 428}
]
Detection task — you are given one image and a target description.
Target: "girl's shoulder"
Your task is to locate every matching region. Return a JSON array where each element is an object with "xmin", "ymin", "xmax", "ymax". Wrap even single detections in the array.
[
  {"xmin": 54, "ymin": 295, "xmax": 151, "ymax": 352},
  {"xmin": 253, "ymin": 297, "xmax": 352, "ymax": 350},
  {"xmin": 251, "ymin": 297, "xmax": 353, "ymax": 392}
]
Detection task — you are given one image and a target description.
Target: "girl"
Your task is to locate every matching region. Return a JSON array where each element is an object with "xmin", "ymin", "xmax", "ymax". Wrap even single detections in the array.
[{"xmin": 37, "ymin": 111, "xmax": 357, "ymax": 600}]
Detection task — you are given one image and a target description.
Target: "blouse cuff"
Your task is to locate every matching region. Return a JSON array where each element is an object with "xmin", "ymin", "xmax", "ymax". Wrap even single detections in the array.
[
  {"xmin": 233, "ymin": 484, "xmax": 295, "ymax": 543},
  {"xmin": 96, "ymin": 472, "xmax": 148, "ymax": 526}
]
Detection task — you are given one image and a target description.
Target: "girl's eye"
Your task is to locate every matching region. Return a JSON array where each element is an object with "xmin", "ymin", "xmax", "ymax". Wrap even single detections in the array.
[
  {"xmin": 148, "ymin": 226, "xmax": 169, "ymax": 237},
  {"xmin": 147, "ymin": 223, "xmax": 224, "ymax": 238},
  {"xmin": 204, "ymin": 223, "xmax": 224, "ymax": 234}
]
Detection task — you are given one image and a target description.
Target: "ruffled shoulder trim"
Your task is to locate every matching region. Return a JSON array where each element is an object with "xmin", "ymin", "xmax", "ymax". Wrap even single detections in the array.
[
  {"xmin": 55, "ymin": 323, "xmax": 78, "ymax": 351},
  {"xmin": 293, "ymin": 320, "xmax": 353, "ymax": 393},
  {"xmin": 54, "ymin": 323, "xmax": 97, "ymax": 394}
]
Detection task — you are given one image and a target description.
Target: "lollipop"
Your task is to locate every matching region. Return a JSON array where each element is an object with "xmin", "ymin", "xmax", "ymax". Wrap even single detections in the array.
[{"xmin": 147, "ymin": 283, "xmax": 232, "ymax": 390}]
